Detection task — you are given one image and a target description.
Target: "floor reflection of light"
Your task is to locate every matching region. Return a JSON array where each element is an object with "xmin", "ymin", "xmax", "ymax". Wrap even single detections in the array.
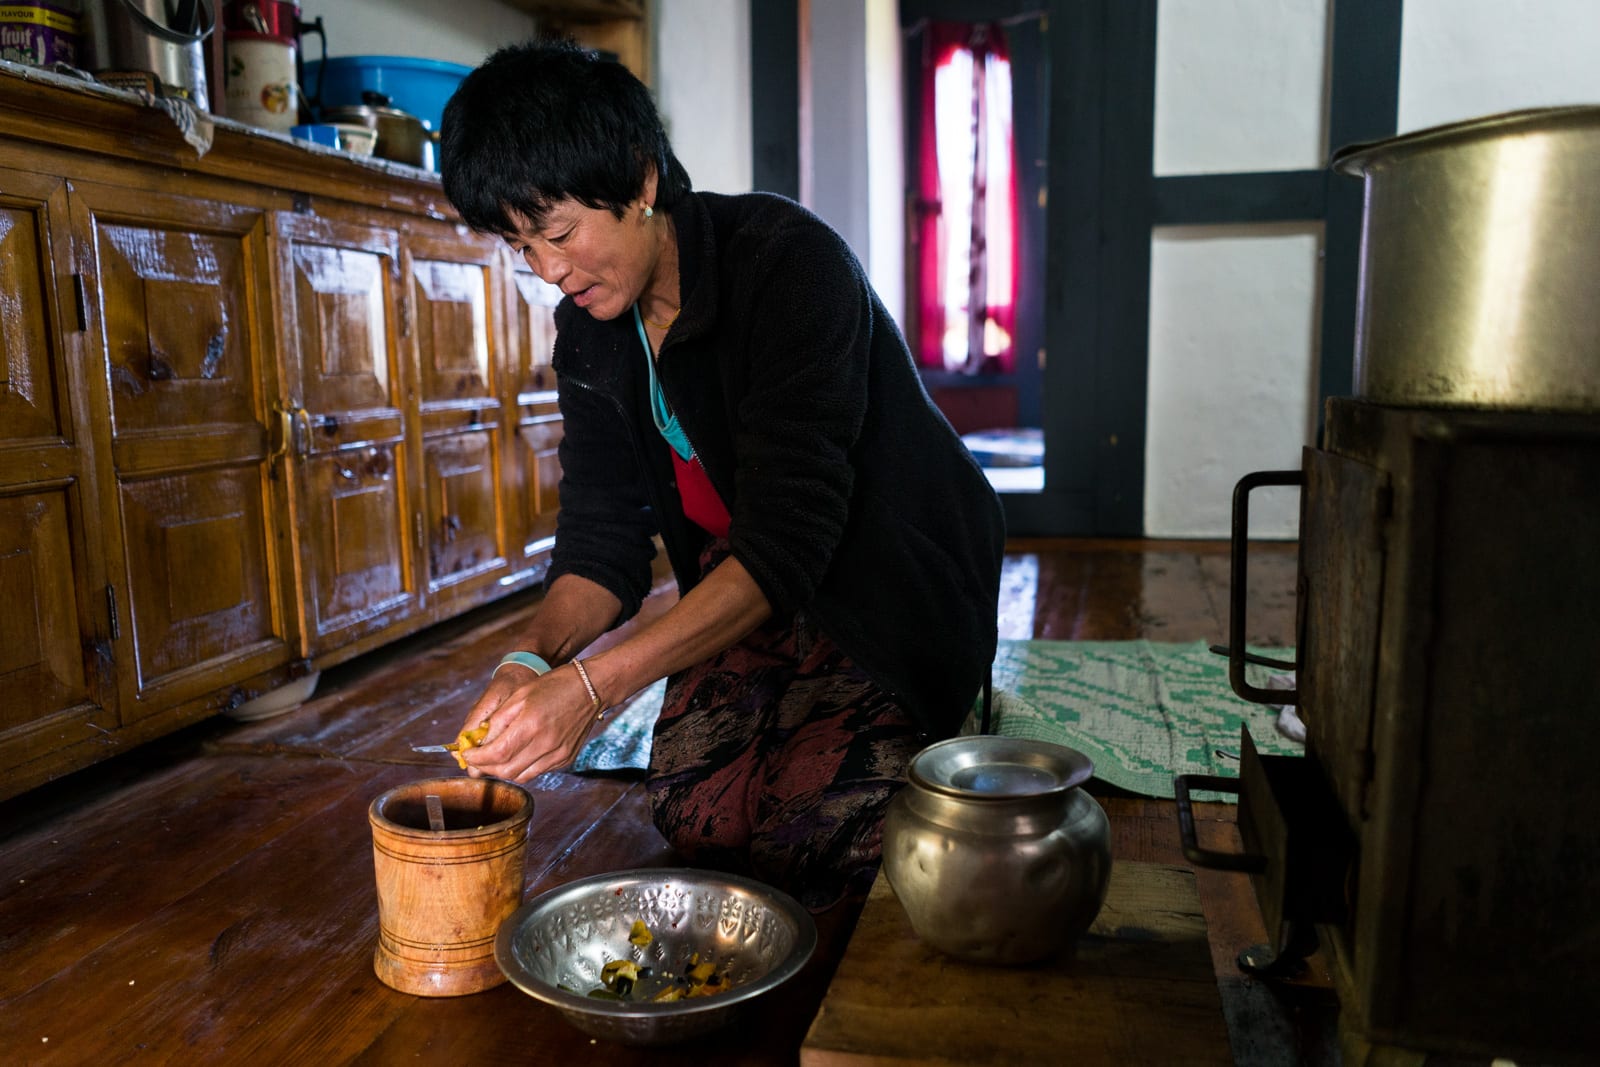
[
  {"xmin": 996, "ymin": 552, "xmax": 1040, "ymax": 639},
  {"xmin": 984, "ymin": 466, "xmax": 1044, "ymax": 493}
]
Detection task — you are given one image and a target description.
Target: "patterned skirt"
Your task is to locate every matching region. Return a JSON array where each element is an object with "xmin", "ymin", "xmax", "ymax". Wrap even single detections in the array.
[{"xmin": 646, "ymin": 542, "xmax": 928, "ymax": 911}]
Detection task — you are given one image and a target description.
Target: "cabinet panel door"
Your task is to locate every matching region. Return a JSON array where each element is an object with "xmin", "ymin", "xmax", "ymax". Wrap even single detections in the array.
[
  {"xmin": 0, "ymin": 178, "xmax": 69, "ymax": 449},
  {"xmin": 0, "ymin": 490, "xmax": 98, "ymax": 748},
  {"xmin": 74, "ymin": 183, "xmax": 294, "ymax": 715},
  {"xmin": 423, "ymin": 429, "xmax": 502, "ymax": 586},
  {"xmin": 95, "ymin": 220, "xmax": 255, "ymax": 435},
  {"xmin": 275, "ymin": 214, "xmax": 419, "ymax": 652},
  {"xmin": 0, "ymin": 160, "xmax": 113, "ymax": 774},
  {"xmin": 515, "ymin": 401, "xmax": 563, "ymax": 567},
  {"xmin": 116, "ymin": 467, "xmax": 281, "ymax": 687},
  {"xmin": 508, "ymin": 267, "xmax": 559, "ymax": 396},
  {"xmin": 505, "ymin": 263, "xmax": 564, "ymax": 573},
  {"xmin": 301, "ymin": 443, "xmax": 412, "ymax": 627},
  {"xmin": 406, "ymin": 227, "xmax": 510, "ymax": 597}
]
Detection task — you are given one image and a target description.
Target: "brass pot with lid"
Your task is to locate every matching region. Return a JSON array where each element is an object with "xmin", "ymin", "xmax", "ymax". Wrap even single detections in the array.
[{"xmin": 881, "ymin": 735, "xmax": 1112, "ymax": 965}]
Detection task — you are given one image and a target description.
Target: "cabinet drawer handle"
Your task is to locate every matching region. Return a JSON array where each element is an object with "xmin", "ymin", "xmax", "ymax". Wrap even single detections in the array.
[
  {"xmin": 270, "ymin": 406, "xmax": 293, "ymax": 464},
  {"xmin": 295, "ymin": 408, "xmax": 312, "ymax": 459}
]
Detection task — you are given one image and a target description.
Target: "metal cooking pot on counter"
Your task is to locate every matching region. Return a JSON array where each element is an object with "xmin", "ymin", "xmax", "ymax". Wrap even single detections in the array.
[
  {"xmin": 1334, "ymin": 105, "xmax": 1600, "ymax": 412},
  {"xmin": 321, "ymin": 91, "xmax": 430, "ymax": 168},
  {"xmin": 83, "ymin": 0, "xmax": 215, "ymax": 108}
]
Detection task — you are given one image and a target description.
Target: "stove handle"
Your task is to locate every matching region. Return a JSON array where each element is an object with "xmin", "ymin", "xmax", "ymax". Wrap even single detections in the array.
[
  {"xmin": 1228, "ymin": 469, "xmax": 1304, "ymax": 705},
  {"xmin": 1174, "ymin": 774, "xmax": 1266, "ymax": 872}
]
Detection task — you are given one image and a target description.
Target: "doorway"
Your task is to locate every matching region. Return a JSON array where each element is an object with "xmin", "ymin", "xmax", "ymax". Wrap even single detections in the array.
[
  {"xmin": 903, "ymin": 12, "xmax": 1048, "ymax": 498},
  {"xmin": 897, "ymin": 0, "xmax": 1120, "ymax": 536}
]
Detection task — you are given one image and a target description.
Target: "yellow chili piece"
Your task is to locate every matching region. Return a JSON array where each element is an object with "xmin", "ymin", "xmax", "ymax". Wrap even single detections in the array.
[
  {"xmin": 628, "ymin": 920, "xmax": 653, "ymax": 947},
  {"xmin": 600, "ymin": 959, "xmax": 640, "ymax": 986},
  {"xmin": 446, "ymin": 722, "xmax": 491, "ymax": 769}
]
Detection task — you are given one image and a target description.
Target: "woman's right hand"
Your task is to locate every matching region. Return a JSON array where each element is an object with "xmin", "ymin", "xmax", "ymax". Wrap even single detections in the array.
[{"xmin": 456, "ymin": 663, "xmax": 600, "ymax": 783}]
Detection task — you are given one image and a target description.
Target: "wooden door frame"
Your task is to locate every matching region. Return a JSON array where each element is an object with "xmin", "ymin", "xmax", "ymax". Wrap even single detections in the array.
[{"xmin": 750, "ymin": 0, "xmax": 802, "ymax": 200}]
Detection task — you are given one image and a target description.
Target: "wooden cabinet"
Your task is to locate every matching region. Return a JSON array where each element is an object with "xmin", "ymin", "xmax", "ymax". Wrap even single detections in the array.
[
  {"xmin": 504, "ymin": 260, "xmax": 564, "ymax": 573},
  {"xmin": 404, "ymin": 221, "xmax": 513, "ymax": 603},
  {"xmin": 0, "ymin": 165, "xmax": 111, "ymax": 786},
  {"xmin": 74, "ymin": 182, "xmax": 298, "ymax": 719},
  {"xmin": 0, "ymin": 67, "xmax": 564, "ymax": 798},
  {"xmin": 274, "ymin": 213, "xmax": 420, "ymax": 657},
  {"xmin": 504, "ymin": 0, "xmax": 650, "ymax": 84}
]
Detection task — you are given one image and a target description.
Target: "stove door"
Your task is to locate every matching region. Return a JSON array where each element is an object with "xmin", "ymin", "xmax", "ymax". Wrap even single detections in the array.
[{"xmin": 1298, "ymin": 445, "xmax": 1389, "ymax": 821}]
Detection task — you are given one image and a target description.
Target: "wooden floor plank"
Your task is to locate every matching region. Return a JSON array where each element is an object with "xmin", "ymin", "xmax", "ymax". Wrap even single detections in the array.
[
  {"xmin": 801, "ymin": 863, "xmax": 1231, "ymax": 1066},
  {"xmin": 0, "ymin": 755, "xmax": 380, "ymax": 1001},
  {"xmin": 0, "ymin": 759, "xmax": 416, "ymax": 1059},
  {"xmin": 0, "ymin": 760, "xmax": 656, "ymax": 1061},
  {"xmin": 1000, "ymin": 538, "xmax": 1296, "ymax": 644}
]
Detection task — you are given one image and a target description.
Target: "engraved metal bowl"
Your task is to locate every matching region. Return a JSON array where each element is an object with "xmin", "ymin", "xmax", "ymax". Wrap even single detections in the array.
[{"xmin": 495, "ymin": 867, "xmax": 818, "ymax": 1046}]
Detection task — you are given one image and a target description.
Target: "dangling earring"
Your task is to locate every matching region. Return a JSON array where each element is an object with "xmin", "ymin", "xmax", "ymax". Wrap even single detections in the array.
[{"xmin": 644, "ymin": 205, "xmax": 654, "ymax": 219}]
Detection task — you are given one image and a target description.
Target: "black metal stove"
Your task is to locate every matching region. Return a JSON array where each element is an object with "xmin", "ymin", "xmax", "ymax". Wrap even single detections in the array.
[{"xmin": 1182, "ymin": 397, "xmax": 1600, "ymax": 1065}]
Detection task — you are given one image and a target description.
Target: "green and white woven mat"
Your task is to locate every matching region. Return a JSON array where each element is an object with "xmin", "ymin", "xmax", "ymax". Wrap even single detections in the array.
[
  {"xmin": 576, "ymin": 640, "xmax": 1303, "ymax": 797},
  {"xmin": 960, "ymin": 639, "xmax": 1302, "ymax": 799}
]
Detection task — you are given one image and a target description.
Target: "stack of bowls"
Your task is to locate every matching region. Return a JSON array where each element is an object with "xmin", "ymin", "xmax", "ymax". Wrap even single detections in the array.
[
  {"xmin": 306, "ymin": 55, "xmax": 471, "ymax": 169},
  {"xmin": 331, "ymin": 122, "xmax": 377, "ymax": 157}
]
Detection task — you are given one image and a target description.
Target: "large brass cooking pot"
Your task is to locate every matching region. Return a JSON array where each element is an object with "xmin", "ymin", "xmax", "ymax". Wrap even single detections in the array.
[{"xmin": 1333, "ymin": 106, "xmax": 1600, "ymax": 411}]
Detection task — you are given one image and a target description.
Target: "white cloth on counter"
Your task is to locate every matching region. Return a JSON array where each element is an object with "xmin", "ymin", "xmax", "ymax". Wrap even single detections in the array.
[
  {"xmin": 130, "ymin": 86, "xmax": 214, "ymax": 155},
  {"xmin": 1264, "ymin": 671, "xmax": 1307, "ymax": 743},
  {"xmin": 1, "ymin": 59, "xmax": 214, "ymax": 155}
]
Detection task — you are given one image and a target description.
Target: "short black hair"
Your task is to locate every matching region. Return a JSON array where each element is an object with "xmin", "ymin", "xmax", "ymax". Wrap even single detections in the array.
[{"xmin": 440, "ymin": 38, "xmax": 692, "ymax": 237}]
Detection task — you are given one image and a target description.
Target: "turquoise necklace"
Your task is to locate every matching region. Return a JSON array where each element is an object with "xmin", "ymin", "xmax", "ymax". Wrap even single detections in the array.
[{"xmin": 633, "ymin": 305, "xmax": 693, "ymax": 461}]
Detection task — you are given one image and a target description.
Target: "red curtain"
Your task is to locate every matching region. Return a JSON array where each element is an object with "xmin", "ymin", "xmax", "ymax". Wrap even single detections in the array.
[{"xmin": 914, "ymin": 21, "xmax": 1017, "ymax": 374}]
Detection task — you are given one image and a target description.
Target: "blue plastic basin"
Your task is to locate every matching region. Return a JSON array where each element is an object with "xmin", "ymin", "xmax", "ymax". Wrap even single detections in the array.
[{"xmin": 306, "ymin": 55, "xmax": 472, "ymax": 131}]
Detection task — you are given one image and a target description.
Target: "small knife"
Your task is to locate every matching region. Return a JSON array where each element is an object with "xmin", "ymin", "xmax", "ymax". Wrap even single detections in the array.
[{"xmin": 411, "ymin": 744, "xmax": 452, "ymax": 754}]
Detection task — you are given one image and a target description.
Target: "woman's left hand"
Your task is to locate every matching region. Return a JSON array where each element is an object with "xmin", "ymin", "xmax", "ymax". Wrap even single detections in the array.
[{"xmin": 460, "ymin": 664, "xmax": 599, "ymax": 782}]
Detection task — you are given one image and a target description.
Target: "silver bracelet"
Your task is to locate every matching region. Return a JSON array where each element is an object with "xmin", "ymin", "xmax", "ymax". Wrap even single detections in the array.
[{"xmin": 571, "ymin": 659, "xmax": 605, "ymax": 718}]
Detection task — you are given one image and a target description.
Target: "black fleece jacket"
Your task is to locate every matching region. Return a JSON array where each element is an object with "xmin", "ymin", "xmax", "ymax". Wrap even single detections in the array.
[{"xmin": 545, "ymin": 190, "xmax": 1005, "ymax": 736}]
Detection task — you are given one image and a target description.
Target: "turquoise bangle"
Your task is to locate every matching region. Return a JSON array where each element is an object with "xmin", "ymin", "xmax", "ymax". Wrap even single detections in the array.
[{"xmin": 493, "ymin": 651, "xmax": 551, "ymax": 679}]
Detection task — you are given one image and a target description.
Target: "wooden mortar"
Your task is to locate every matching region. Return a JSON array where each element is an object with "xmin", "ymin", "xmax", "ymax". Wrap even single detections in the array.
[{"xmin": 368, "ymin": 776, "xmax": 534, "ymax": 996}]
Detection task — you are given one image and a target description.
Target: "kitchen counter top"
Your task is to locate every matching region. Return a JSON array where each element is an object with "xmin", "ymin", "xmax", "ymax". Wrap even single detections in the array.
[{"xmin": 0, "ymin": 58, "xmax": 456, "ymax": 219}]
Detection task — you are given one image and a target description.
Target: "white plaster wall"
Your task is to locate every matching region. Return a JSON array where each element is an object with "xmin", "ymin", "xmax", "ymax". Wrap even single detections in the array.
[
  {"xmin": 298, "ymin": 0, "xmax": 533, "ymax": 68},
  {"xmin": 800, "ymin": 1, "xmax": 905, "ymax": 328},
  {"xmin": 1145, "ymin": 226, "xmax": 1322, "ymax": 539},
  {"xmin": 1148, "ymin": 5, "xmax": 1329, "ymax": 538},
  {"xmin": 1146, "ymin": 1, "xmax": 1600, "ymax": 537},
  {"xmin": 806, "ymin": 2, "xmax": 871, "ymax": 268},
  {"xmin": 654, "ymin": 0, "xmax": 752, "ymax": 193},
  {"xmin": 1153, "ymin": 0, "xmax": 1331, "ymax": 175},
  {"xmin": 1399, "ymin": 0, "xmax": 1600, "ymax": 133},
  {"xmin": 864, "ymin": 0, "xmax": 905, "ymax": 326}
]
